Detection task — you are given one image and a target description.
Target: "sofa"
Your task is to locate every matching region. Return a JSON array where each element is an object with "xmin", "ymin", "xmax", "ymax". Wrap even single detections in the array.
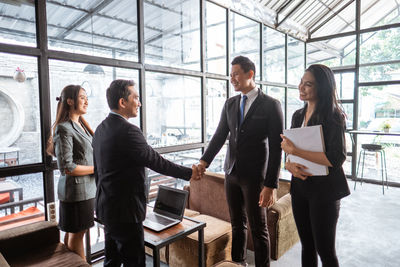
[
  {"xmin": 0, "ymin": 221, "xmax": 90, "ymax": 267},
  {"xmin": 184, "ymin": 172, "xmax": 299, "ymax": 260}
]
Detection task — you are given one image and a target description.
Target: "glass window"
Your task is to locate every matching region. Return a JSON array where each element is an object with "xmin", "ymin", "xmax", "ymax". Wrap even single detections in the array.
[
  {"xmin": 361, "ymin": 28, "xmax": 400, "ymax": 64},
  {"xmin": 205, "ymin": 2, "xmax": 227, "ymax": 75},
  {"xmin": 49, "ymin": 60, "xmax": 140, "ymax": 130},
  {"xmin": 360, "ymin": 28, "xmax": 400, "ymax": 82},
  {"xmin": 335, "ymin": 72, "xmax": 354, "ymax": 100},
  {"xmin": 264, "ymin": 86, "xmax": 285, "ymax": 128},
  {"xmin": 47, "ymin": 0, "xmax": 138, "ymax": 61},
  {"xmin": 311, "ymin": 1, "xmax": 355, "ymax": 38},
  {"xmin": 355, "ymin": 84, "xmax": 400, "ymax": 184},
  {"xmin": 287, "ymin": 87, "xmax": 304, "ymax": 128},
  {"xmin": 287, "ymin": 37, "xmax": 304, "ymax": 85},
  {"xmin": 307, "ymin": 35, "xmax": 356, "ymax": 68},
  {"xmin": 0, "ymin": 53, "xmax": 41, "ymax": 167},
  {"xmin": 208, "ymin": 145, "xmax": 227, "ymax": 174},
  {"xmin": 144, "ymin": 0, "xmax": 200, "ymax": 70},
  {"xmin": 0, "ymin": 173, "xmax": 44, "ymax": 230},
  {"xmin": 358, "ymin": 85, "xmax": 400, "ymax": 132},
  {"xmin": 361, "ymin": 0, "xmax": 400, "ymax": 30},
  {"xmin": 146, "ymin": 72, "xmax": 201, "ymax": 148},
  {"xmin": 341, "ymin": 103, "xmax": 353, "ymax": 130},
  {"xmin": 263, "ymin": 26, "xmax": 285, "ymax": 83},
  {"xmin": 231, "ymin": 13, "xmax": 260, "ymax": 80},
  {"xmin": 229, "ymin": 83, "xmax": 240, "ymax": 97},
  {"xmin": 206, "ymin": 79, "xmax": 227, "ymax": 141},
  {"xmin": 0, "ymin": 1, "xmax": 36, "ymax": 46},
  {"xmin": 147, "ymin": 149, "xmax": 202, "ymax": 200}
]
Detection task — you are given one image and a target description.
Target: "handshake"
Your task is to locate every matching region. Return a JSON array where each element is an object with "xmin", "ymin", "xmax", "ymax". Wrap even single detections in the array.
[{"xmin": 190, "ymin": 160, "xmax": 207, "ymax": 180}]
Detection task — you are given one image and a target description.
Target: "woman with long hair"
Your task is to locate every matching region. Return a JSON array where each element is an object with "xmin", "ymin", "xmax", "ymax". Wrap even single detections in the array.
[
  {"xmin": 47, "ymin": 85, "xmax": 96, "ymax": 260},
  {"xmin": 281, "ymin": 64, "xmax": 350, "ymax": 267}
]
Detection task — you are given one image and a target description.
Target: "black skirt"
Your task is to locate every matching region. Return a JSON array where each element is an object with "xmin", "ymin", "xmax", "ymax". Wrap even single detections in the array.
[{"xmin": 58, "ymin": 198, "xmax": 95, "ymax": 233}]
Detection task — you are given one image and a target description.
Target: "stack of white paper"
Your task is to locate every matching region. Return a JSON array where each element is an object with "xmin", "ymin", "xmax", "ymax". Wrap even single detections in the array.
[{"xmin": 283, "ymin": 125, "xmax": 328, "ymax": 176}]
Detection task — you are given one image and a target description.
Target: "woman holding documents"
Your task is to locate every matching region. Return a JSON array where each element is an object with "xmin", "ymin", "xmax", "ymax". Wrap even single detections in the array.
[{"xmin": 281, "ymin": 64, "xmax": 350, "ymax": 267}]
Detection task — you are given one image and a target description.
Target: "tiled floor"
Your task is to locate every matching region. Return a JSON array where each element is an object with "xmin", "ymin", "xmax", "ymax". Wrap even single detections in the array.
[{"xmin": 92, "ymin": 180, "xmax": 400, "ymax": 267}]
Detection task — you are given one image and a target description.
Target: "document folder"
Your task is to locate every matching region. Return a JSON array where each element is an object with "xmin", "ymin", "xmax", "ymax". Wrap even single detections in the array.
[{"xmin": 283, "ymin": 125, "xmax": 328, "ymax": 176}]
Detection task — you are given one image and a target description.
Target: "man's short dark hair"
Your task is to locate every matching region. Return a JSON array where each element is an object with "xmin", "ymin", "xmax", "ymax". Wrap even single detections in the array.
[
  {"xmin": 106, "ymin": 79, "xmax": 136, "ymax": 110},
  {"xmin": 231, "ymin": 56, "xmax": 256, "ymax": 80}
]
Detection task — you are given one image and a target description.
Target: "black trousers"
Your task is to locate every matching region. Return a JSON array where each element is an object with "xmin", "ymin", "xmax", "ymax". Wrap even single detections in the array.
[
  {"xmin": 292, "ymin": 194, "xmax": 341, "ymax": 267},
  {"xmin": 103, "ymin": 222, "xmax": 145, "ymax": 267},
  {"xmin": 225, "ymin": 171, "xmax": 270, "ymax": 267}
]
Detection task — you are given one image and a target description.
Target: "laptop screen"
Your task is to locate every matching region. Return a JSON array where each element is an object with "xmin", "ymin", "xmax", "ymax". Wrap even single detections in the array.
[{"xmin": 153, "ymin": 185, "xmax": 188, "ymax": 219}]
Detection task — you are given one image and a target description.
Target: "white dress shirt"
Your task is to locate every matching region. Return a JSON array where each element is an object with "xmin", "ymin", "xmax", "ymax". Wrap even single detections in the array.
[{"xmin": 240, "ymin": 87, "xmax": 259, "ymax": 118}]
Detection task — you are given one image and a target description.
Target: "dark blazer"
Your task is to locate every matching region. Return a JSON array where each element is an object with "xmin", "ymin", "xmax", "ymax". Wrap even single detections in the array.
[
  {"xmin": 92, "ymin": 113, "xmax": 192, "ymax": 225},
  {"xmin": 290, "ymin": 108, "xmax": 350, "ymax": 201},
  {"xmin": 201, "ymin": 89, "xmax": 283, "ymax": 188},
  {"xmin": 54, "ymin": 121, "xmax": 96, "ymax": 202}
]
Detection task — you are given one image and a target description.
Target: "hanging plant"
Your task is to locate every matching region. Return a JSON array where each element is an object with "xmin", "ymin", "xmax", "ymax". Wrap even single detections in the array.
[{"xmin": 13, "ymin": 67, "xmax": 26, "ymax": 83}]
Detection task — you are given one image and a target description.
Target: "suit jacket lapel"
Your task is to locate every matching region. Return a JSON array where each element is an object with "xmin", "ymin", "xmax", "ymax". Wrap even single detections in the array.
[
  {"xmin": 231, "ymin": 94, "xmax": 241, "ymax": 132},
  {"xmin": 71, "ymin": 121, "xmax": 92, "ymax": 144}
]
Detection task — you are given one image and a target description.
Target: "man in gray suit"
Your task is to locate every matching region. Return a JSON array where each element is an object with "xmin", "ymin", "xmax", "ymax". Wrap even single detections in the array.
[{"xmin": 198, "ymin": 56, "xmax": 283, "ymax": 267}]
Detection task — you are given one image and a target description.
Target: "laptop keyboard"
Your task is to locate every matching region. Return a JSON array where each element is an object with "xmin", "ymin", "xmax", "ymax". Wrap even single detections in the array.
[{"xmin": 147, "ymin": 213, "xmax": 175, "ymax": 226}]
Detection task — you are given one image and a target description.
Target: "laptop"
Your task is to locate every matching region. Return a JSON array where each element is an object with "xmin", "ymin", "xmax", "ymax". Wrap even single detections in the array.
[{"xmin": 143, "ymin": 185, "xmax": 189, "ymax": 232}]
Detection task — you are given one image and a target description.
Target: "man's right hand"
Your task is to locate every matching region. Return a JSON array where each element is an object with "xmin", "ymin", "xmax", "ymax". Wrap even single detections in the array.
[
  {"xmin": 197, "ymin": 160, "xmax": 207, "ymax": 177},
  {"xmin": 191, "ymin": 164, "xmax": 201, "ymax": 180}
]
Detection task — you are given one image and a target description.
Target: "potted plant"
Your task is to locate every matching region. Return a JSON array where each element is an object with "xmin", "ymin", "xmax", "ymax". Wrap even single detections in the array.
[{"xmin": 382, "ymin": 121, "xmax": 391, "ymax": 133}]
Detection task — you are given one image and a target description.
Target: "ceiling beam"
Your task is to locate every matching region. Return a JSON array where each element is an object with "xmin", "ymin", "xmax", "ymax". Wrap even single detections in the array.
[
  {"xmin": 56, "ymin": 0, "xmax": 114, "ymax": 39},
  {"xmin": 275, "ymin": 0, "xmax": 307, "ymax": 28},
  {"xmin": 307, "ymin": 0, "xmax": 349, "ymax": 31}
]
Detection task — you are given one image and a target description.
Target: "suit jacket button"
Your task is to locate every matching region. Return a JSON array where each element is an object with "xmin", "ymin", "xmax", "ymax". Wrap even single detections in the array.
[{"xmin": 241, "ymin": 130, "xmax": 244, "ymax": 133}]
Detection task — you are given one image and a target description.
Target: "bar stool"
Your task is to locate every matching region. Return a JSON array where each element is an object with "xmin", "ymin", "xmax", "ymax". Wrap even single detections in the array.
[{"xmin": 354, "ymin": 143, "xmax": 388, "ymax": 194}]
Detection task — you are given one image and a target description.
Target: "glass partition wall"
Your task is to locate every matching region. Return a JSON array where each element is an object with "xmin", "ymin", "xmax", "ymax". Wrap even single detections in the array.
[{"xmin": 307, "ymin": 0, "xmax": 400, "ymax": 186}]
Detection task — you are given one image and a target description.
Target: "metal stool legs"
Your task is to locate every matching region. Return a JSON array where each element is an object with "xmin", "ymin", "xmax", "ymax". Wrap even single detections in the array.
[{"xmin": 355, "ymin": 148, "xmax": 388, "ymax": 194}]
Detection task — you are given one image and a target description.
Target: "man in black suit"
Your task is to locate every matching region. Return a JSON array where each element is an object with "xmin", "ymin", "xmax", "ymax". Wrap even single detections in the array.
[
  {"xmin": 93, "ymin": 79, "xmax": 199, "ymax": 267},
  {"xmin": 198, "ymin": 56, "xmax": 283, "ymax": 267}
]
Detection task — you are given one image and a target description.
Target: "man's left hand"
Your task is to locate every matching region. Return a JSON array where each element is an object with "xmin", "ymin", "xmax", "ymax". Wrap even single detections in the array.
[{"xmin": 258, "ymin": 186, "xmax": 275, "ymax": 208}]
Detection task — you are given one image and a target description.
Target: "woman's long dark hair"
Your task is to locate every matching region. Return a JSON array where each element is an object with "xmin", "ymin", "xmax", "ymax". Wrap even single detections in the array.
[
  {"xmin": 305, "ymin": 64, "xmax": 345, "ymax": 126},
  {"xmin": 46, "ymin": 85, "xmax": 93, "ymax": 156}
]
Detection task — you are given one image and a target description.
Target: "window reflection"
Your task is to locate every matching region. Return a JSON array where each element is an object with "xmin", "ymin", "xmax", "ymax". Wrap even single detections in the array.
[
  {"xmin": 264, "ymin": 86, "xmax": 285, "ymax": 128},
  {"xmin": 0, "ymin": 53, "xmax": 41, "ymax": 167},
  {"xmin": 0, "ymin": 1, "xmax": 36, "ymax": 47},
  {"xmin": 361, "ymin": 0, "xmax": 400, "ymax": 29},
  {"xmin": 0, "ymin": 173, "xmax": 44, "ymax": 230},
  {"xmin": 47, "ymin": 0, "xmax": 138, "ymax": 61},
  {"xmin": 287, "ymin": 37, "xmax": 304, "ymax": 85},
  {"xmin": 307, "ymin": 35, "xmax": 355, "ymax": 68},
  {"xmin": 147, "ymin": 149, "xmax": 202, "ymax": 200},
  {"xmin": 264, "ymin": 26, "xmax": 285, "ymax": 83},
  {"xmin": 49, "ymin": 60, "xmax": 140, "ymax": 130},
  {"xmin": 357, "ymin": 85, "xmax": 400, "ymax": 183},
  {"xmin": 335, "ymin": 72, "xmax": 354, "ymax": 99},
  {"xmin": 205, "ymin": 2, "xmax": 227, "ymax": 75},
  {"xmin": 231, "ymin": 13, "xmax": 260, "ymax": 80},
  {"xmin": 146, "ymin": 72, "xmax": 201, "ymax": 147},
  {"xmin": 287, "ymin": 87, "xmax": 304, "ymax": 128},
  {"xmin": 206, "ymin": 79, "xmax": 227, "ymax": 141},
  {"xmin": 144, "ymin": 0, "xmax": 200, "ymax": 70},
  {"xmin": 208, "ymin": 145, "xmax": 227, "ymax": 174}
]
